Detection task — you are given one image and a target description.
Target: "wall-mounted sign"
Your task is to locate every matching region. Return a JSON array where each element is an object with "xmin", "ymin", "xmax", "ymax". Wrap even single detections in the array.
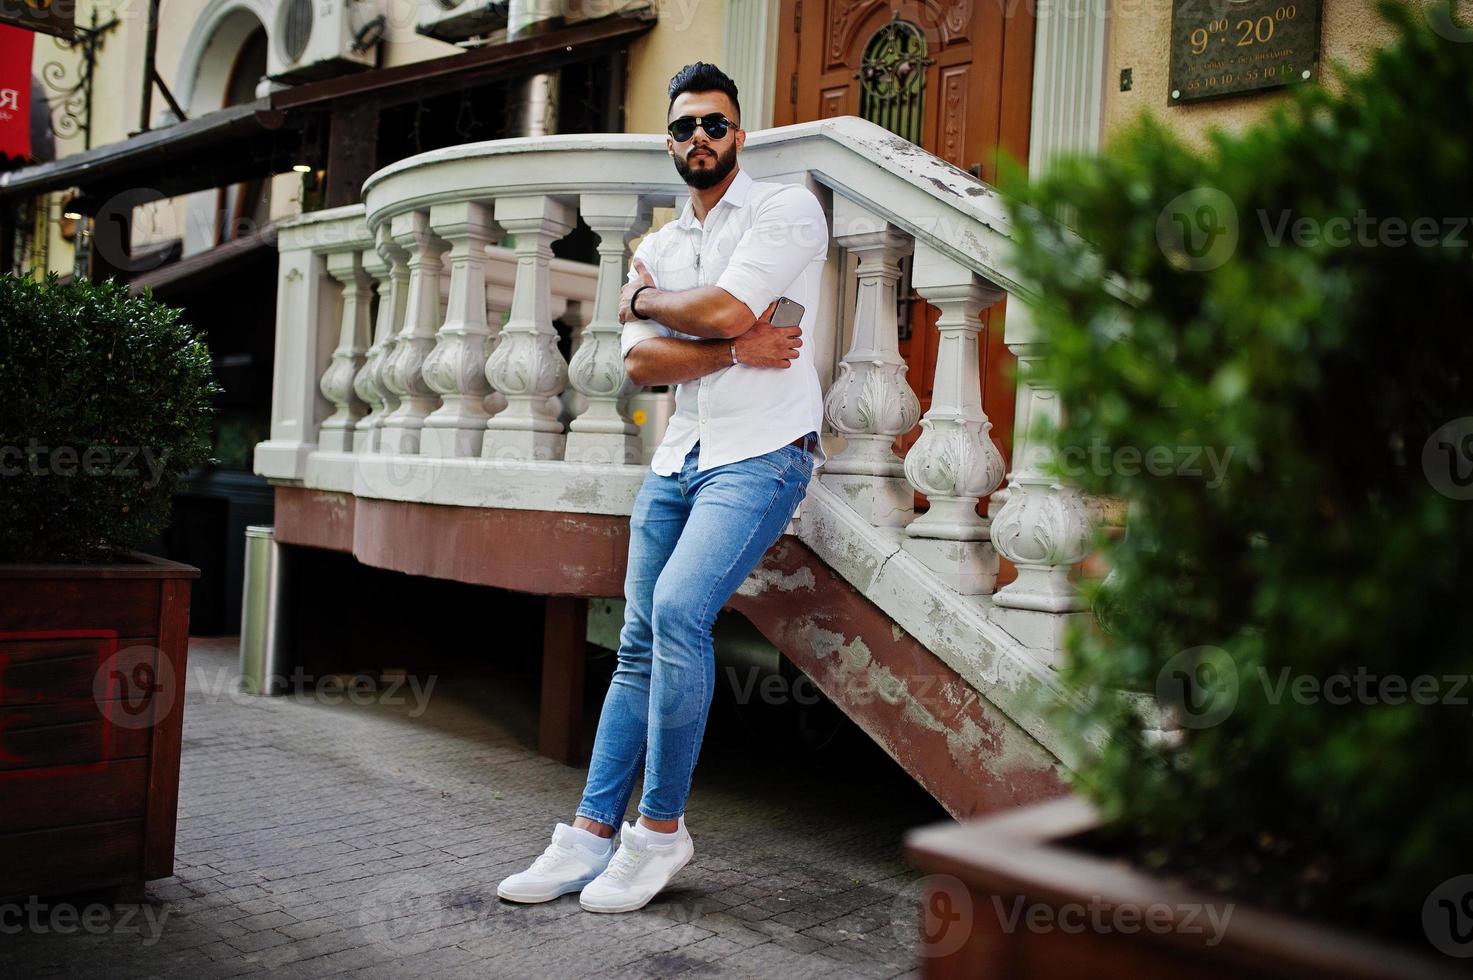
[
  {"xmin": 1, "ymin": 0, "xmax": 75, "ymax": 40},
  {"xmin": 1169, "ymin": 0, "xmax": 1322, "ymax": 104}
]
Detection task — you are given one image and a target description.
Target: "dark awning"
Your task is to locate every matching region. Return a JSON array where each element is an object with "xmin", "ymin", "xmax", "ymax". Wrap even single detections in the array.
[
  {"xmin": 0, "ymin": 9, "xmax": 656, "ymax": 205},
  {"xmin": 127, "ymin": 221, "xmax": 278, "ymax": 296}
]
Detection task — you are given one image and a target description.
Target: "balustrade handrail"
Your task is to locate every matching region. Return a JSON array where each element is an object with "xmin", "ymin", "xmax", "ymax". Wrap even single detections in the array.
[{"xmin": 349, "ymin": 117, "xmax": 1028, "ymax": 302}]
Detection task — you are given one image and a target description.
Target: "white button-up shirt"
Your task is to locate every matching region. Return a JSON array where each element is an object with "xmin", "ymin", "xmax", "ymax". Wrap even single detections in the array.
[{"xmin": 620, "ymin": 167, "xmax": 830, "ymax": 476}]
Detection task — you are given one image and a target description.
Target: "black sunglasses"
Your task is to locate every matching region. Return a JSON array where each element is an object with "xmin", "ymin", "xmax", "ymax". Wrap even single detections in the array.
[{"xmin": 667, "ymin": 113, "xmax": 736, "ymax": 143}]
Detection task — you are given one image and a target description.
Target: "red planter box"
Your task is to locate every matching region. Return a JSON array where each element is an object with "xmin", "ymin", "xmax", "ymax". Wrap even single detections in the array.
[
  {"xmin": 904, "ymin": 797, "xmax": 1460, "ymax": 979},
  {"xmin": 0, "ymin": 553, "xmax": 197, "ymax": 900}
]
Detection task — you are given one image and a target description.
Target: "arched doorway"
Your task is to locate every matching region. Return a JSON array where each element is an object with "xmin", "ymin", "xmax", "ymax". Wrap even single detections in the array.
[{"xmin": 214, "ymin": 26, "xmax": 269, "ymax": 244}]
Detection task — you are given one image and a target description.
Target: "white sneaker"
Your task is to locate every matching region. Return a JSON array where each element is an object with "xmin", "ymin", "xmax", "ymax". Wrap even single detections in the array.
[
  {"xmin": 496, "ymin": 822, "xmax": 614, "ymax": 903},
  {"xmin": 579, "ymin": 817, "xmax": 694, "ymax": 914}
]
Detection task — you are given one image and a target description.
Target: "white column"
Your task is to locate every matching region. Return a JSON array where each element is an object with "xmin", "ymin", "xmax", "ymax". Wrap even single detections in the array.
[
  {"xmin": 254, "ymin": 241, "xmax": 335, "ymax": 480},
  {"xmin": 565, "ymin": 193, "xmax": 651, "ymax": 465},
  {"xmin": 721, "ymin": 0, "xmax": 781, "ymax": 131},
  {"xmin": 318, "ymin": 247, "xmax": 373, "ymax": 452},
  {"xmin": 990, "ymin": 301, "xmax": 1092, "ymax": 664},
  {"xmin": 482, "ymin": 195, "xmax": 574, "ymax": 462},
  {"xmin": 353, "ymin": 225, "xmax": 409, "ymax": 453},
  {"xmin": 1028, "ymin": 0, "xmax": 1109, "ymax": 178},
  {"xmin": 821, "ymin": 197, "xmax": 920, "ymax": 526},
  {"xmin": 420, "ymin": 200, "xmax": 499, "ymax": 457},
  {"xmin": 901, "ymin": 242, "xmax": 1008, "ymax": 594},
  {"xmin": 379, "ymin": 210, "xmax": 449, "ymax": 454}
]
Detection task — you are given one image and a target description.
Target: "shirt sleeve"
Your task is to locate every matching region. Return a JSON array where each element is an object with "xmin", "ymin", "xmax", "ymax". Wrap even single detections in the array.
[
  {"xmin": 714, "ymin": 185, "xmax": 830, "ymax": 319},
  {"xmin": 620, "ymin": 232, "xmax": 674, "ymax": 358}
]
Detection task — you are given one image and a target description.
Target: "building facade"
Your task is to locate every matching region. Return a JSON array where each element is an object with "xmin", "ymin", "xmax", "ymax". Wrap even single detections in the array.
[{"xmin": 0, "ymin": 0, "xmax": 1451, "ymax": 811}]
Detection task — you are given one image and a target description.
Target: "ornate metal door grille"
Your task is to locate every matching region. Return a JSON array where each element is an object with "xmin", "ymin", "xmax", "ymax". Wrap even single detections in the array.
[{"xmin": 855, "ymin": 16, "xmax": 933, "ymax": 145}]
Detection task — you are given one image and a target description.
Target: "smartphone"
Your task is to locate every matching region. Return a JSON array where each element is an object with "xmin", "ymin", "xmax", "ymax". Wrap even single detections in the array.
[{"xmin": 768, "ymin": 297, "xmax": 805, "ymax": 328}]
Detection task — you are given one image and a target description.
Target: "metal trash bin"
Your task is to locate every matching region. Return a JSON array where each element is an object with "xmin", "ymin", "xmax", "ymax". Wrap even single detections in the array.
[{"xmin": 239, "ymin": 525, "xmax": 288, "ymax": 695}]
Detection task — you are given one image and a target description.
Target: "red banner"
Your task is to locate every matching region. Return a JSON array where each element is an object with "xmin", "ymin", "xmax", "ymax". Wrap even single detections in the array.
[{"xmin": 0, "ymin": 24, "xmax": 34, "ymax": 163}]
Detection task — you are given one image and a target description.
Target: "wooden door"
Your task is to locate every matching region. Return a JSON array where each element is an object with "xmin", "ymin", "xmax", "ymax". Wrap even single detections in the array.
[{"xmin": 774, "ymin": 0, "xmax": 1035, "ymax": 504}]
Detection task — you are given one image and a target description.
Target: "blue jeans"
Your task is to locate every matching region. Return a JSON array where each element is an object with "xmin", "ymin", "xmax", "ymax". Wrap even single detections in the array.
[{"xmin": 575, "ymin": 437, "xmax": 815, "ymax": 825}]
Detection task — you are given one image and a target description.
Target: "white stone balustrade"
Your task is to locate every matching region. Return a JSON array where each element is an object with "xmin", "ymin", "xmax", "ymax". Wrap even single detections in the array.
[
  {"xmin": 353, "ymin": 225, "xmax": 408, "ymax": 453},
  {"xmin": 821, "ymin": 195, "xmax": 920, "ymax": 527},
  {"xmin": 901, "ymin": 241, "xmax": 1009, "ymax": 595},
  {"xmin": 565, "ymin": 193, "xmax": 652, "ymax": 465},
  {"xmin": 481, "ymin": 195, "xmax": 575, "ymax": 462},
  {"xmin": 258, "ymin": 121, "xmax": 1098, "ymax": 677},
  {"xmin": 420, "ymin": 200, "xmax": 500, "ymax": 457},
  {"xmin": 317, "ymin": 224, "xmax": 375, "ymax": 452},
  {"xmin": 379, "ymin": 211, "xmax": 449, "ymax": 454},
  {"xmin": 989, "ymin": 302, "xmax": 1093, "ymax": 665}
]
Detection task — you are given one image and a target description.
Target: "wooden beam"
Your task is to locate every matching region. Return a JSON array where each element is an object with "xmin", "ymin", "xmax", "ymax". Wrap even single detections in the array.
[{"xmin": 538, "ymin": 596, "xmax": 588, "ymax": 766}]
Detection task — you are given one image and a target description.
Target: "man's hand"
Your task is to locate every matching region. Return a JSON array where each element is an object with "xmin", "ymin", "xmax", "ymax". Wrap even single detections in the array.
[
  {"xmin": 618, "ymin": 259, "xmax": 657, "ymax": 324},
  {"xmin": 733, "ymin": 299, "xmax": 802, "ymax": 369}
]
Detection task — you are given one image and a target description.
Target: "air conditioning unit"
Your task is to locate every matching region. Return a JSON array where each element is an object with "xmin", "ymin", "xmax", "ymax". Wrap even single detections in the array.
[
  {"xmin": 416, "ymin": 0, "xmax": 510, "ymax": 43},
  {"xmin": 270, "ymin": 0, "xmax": 385, "ymax": 84}
]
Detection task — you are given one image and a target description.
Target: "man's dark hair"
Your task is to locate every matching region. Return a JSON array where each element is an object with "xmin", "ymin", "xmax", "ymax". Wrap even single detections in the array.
[{"xmin": 667, "ymin": 62, "xmax": 741, "ymax": 124}]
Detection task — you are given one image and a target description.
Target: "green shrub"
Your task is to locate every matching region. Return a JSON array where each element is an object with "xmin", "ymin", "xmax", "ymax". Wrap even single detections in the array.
[
  {"xmin": 0, "ymin": 273, "xmax": 219, "ymax": 562},
  {"xmin": 1005, "ymin": 1, "xmax": 1473, "ymax": 942}
]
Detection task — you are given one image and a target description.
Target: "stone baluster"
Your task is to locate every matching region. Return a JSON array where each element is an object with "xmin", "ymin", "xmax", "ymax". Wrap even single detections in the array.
[
  {"xmin": 482, "ymin": 195, "xmax": 574, "ymax": 461},
  {"xmin": 565, "ymin": 193, "xmax": 652, "ymax": 465},
  {"xmin": 379, "ymin": 211, "xmax": 449, "ymax": 454},
  {"xmin": 989, "ymin": 300, "xmax": 1092, "ymax": 664},
  {"xmin": 901, "ymin": 242, "xmax": 1009, "ymax": 594},
  {"xmin": 353, "ymin": 225, "xmax": 409, "ymax": 453},
  {"xmin": 420, "ymin": 200, "xmax": 500, "ymax": 457},
  {"xmin": 821, "ymin": 196, "xmax": 921, "ymax": 526},
  {"xmin": 318, "ymin": 247, "xmax": 374, "ymax": 452}
]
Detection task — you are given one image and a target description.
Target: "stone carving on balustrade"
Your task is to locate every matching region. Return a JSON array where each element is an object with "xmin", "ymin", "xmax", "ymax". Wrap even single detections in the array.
[
  {"xmin": 318, "ymin": 246, "xmax": 373, "ymax": 452},
  {"xmin": 482, "ymin": 195, "xmax": 575, "ymax": 462},
  {"xmin": 420, "ymin": 200, "xmax": 500, "ymax": 458},
  {"xmin": 379, "ymin": 211, "xmax": 449, "ymax": 454},
  {"xmin": 988, "ymin": 337, "xmax": 1093, "ymax": 663},
  {"xmin": 565, "ymin": 193, "xmax": 652, "ymax": 466},
  {"xmin": 821, "ymin": 205, "xmax": 920, "ymax": 527},
  {"xmin": 900, "ymin": 243, "xmax": 1009, "ymax": 595}
]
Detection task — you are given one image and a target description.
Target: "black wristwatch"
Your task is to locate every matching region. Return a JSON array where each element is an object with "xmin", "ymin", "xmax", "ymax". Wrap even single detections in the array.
[{"xmin": 630, "ymin": 284, "xmax": 654, "ymax": 320}]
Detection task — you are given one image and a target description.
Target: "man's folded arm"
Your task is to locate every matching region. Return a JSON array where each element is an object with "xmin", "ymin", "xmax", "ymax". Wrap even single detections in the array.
[{"xmin": 623, "ymin": 335, "xmax": 735, "ymax": 387}]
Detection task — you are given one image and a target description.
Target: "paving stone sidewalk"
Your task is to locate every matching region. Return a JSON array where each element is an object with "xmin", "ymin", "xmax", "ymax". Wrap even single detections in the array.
[{"xmin": 3, "ymin": 636, "xmax": 949, "ymax": 979}]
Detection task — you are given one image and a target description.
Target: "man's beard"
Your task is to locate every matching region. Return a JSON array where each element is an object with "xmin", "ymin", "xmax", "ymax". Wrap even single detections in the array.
[{"xmin": 674, "ymin": 142, "xmax": 737, "ymax": 189}]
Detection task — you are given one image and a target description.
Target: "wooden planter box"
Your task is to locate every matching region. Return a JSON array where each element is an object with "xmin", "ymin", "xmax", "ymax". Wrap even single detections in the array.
[
  {"xmin": 0, "ymin": 553, "xmax": 198, "ymax": 900},
  {"xmin": 904, "ymin": 797, "xmax": 1459, "ymax": 980}
]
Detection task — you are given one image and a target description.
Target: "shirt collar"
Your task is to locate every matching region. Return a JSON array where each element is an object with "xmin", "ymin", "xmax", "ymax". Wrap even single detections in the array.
[{"xmin": 676, "ymin": 167, "xmax": 753, "ymax": 229}]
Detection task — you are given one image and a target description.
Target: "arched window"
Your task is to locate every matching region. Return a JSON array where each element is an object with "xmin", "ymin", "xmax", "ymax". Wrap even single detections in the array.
[{"xmin": 856, "ymin": 17, "xmax": 933, "ymax": 145}]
